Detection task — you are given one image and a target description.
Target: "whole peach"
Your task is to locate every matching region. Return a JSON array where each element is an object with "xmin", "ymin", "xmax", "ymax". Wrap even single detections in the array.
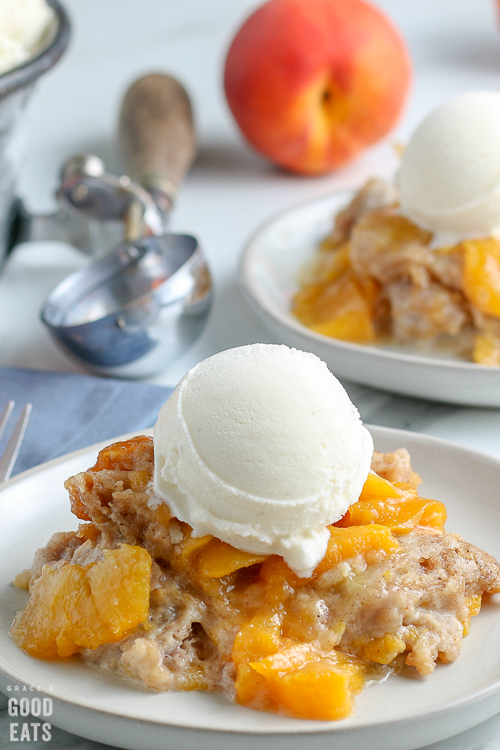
[{"xmin": 224, "ymin": 0, "xmax": 411, "ymax": 175}]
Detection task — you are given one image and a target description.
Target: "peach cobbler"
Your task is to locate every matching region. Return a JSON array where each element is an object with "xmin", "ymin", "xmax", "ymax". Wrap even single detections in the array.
[
  {"xmin": 293, "ymin": 91, "xmax": 500, "ymax": 365},
  {"xmin": 10, "ymin": 344, "xmax": 500, "ymax": 721},
  {"xmin": 11, "ymin": 435, "xmax": 500, "ymax": 721},
  {"xmin": 293, "ymin": 178, "xmax": 500, "ymax": 364}
]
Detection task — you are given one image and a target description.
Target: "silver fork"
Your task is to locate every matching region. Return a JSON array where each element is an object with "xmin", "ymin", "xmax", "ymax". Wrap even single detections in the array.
[{"xmin": 0, "ymin": 401, "xmax": 32, "ymax": 482}]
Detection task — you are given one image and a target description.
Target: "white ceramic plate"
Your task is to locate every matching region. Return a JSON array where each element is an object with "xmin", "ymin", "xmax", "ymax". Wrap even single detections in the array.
[
  {"xmin": 1, "ymin": 428, "xmax": 500, "ymax": 750},
  {"xmin": 238, "ymin": 191, "xmax": 500, "ymax": 406}
]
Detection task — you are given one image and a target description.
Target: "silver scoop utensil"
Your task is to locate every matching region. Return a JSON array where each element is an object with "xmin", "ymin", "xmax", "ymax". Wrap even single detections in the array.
[
  {"xmin": 7, "ymin": 74, "xmax": 195, "ymax": 258},
  {"xmin": 41, "ymin": 233, "xmax": 211, "ymax": 378},
  {"xmin": 8, "ymin": 151, "xmax": 166, "ymax": 259},
  {"xmin": 40, "ymin": 74, "xmax": 212, "ymax": 377}
]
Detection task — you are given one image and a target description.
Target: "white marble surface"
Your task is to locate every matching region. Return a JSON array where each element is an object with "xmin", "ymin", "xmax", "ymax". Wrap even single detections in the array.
[{"xmin": 1, "ymin": 0, "xmax": 500, "ymax": 748}]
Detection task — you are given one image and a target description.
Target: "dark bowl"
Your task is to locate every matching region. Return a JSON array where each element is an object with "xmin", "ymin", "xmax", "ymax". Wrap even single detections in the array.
[
  {"xmin": 0, "ymin": 0, "xmax": 71, "ymax": 97},
  {"xmin": 0, "ymin": 0, "xmax": 71, "ymax": 266}
]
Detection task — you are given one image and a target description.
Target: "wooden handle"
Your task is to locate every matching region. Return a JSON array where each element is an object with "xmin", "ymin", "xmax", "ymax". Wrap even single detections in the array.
[{"xmin": 118, "ymin": 73, "xmax": 196, "ymax": 208}]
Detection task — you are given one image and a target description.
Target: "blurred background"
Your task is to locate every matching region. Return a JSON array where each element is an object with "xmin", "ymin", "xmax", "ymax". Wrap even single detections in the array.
[
  {"xmin": 2, "ymin": 0, "xmax": 500, "ymax": 388},
  {"xmin": 20, "ymin": 0, "xmax": 500, "ymax": 209}
]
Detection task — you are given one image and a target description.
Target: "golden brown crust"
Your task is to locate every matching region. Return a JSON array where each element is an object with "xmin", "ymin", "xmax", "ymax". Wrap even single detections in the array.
[{"xmin": 371, "ymin": 448, "xmax": 421, "ymax": 489}]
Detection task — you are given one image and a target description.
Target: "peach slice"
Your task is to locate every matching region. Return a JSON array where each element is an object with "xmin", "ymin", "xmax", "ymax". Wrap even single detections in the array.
[
  {"xmin": 315, "ymin": 525, "xmax": 398, "ymax": 575},
  {"xmin": 12, "ymin": 544, "xmax": 151, "ymax": 659},
  {"xmin": 463, "ymin": 595, "xmax": 482, "ymax": 636},
  {"xmin": 250, "ymin": 643, "xmax": 364, "ymax": 720},
  {"xmin": 463, "ymin": 238, "xmax": 500, "ymax": 318},
  {"xmin": 233, "ymin": 615, "xmax": 364, "ymax": 720},
  {"xmin": 293, "ymin": 271, "xmax": 376, "ymax": 342},
  {"xmin": 360, "ymin": 472, "xmax": 401, "ymax": 501},
  {"xmin": 194, "ymin": 538, "xmax": 267, "ymax": 579},
  {"xmin": 91, "ymin": 435, "xmax": 153, "ymax": 472},
  {"xmin": 233, "ymin": 613, "xmax": 284, "ymax": 711},
  {"xmin": 361, "ymin": 634, "xmax": 406, "ymax": 664},
  {"xmin": 337, "ymin": 473, "xmax": 447, "ymax": 533},
  {"xmin": 473, "ymin": 330, "xmax": 500, "ymax": 366}
]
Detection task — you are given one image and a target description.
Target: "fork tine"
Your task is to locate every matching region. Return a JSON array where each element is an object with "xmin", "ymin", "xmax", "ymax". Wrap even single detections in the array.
[
  {"xmin": 0, "ymin": 401, "xmax": 15, "ymax": 441},
  {"xmin": 0, "ymin": 403, "xmax": 32, "ymax": 482}
]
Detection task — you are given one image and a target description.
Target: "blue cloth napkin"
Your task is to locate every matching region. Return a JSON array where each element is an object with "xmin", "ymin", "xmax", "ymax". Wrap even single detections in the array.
[{"xmin": 0, "ymin": 367, "xmax": 174, "ymax": 476}]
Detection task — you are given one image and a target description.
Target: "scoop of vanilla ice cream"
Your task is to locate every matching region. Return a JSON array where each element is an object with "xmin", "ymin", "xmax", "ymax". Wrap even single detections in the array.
[
  {"xmin": 0, "ymin": 0, "xmax": 54, "ymax": 75},
  {"xmin": 153, "ymin": 344, "xmax": 373, "ymax": 577},
  {"xmin": 0, "ymin": 33, "xmax": 29, "ymax": 74},
  {"xmin": 397, "ymin": 91, "xmax": 500, "ymax": 237}
]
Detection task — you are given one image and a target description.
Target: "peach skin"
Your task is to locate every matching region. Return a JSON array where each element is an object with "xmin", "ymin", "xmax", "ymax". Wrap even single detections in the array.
[{"xmin": 224, "ymin": 0, "xmax": 411, "ymax": 175}]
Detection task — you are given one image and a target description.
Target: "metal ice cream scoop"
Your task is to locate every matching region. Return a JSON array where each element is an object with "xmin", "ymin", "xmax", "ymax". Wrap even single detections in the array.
[
  {"xmin": 8, "ymin": 151, "xmax": 165, "ymax": 258},
  {"xmin": 38, "ymin": 74, "xmax": 212, "ymax": 378},
  {"xmin": 7, "ymin": 74, "xmax": 195, "ymax": 257}
]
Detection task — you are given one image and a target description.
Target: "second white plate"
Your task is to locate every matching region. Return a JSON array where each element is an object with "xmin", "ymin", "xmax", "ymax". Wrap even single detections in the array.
[{"xmin": 238, "ymin": 191, "xmax": 500, "ymax": 406}]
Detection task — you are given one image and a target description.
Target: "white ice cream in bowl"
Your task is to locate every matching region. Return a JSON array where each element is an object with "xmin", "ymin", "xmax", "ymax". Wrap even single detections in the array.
[
  {"xmin": 153, "ymin": 343, "xmax": 373, "ymax": 577},
  {"xmin": 397, "ymin": 90, "xmax": 500, "ymax": 242},
  {"xmin": 0, "ymin": 0, "xmax": 56, "ymax": 74},
  {"xmin": 284, "ymin": 89, "xmax": 500, "ymax": 369},
  {"xmin": 0, "ymin": 0, "xmax": 70, "ymax": 267}
]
